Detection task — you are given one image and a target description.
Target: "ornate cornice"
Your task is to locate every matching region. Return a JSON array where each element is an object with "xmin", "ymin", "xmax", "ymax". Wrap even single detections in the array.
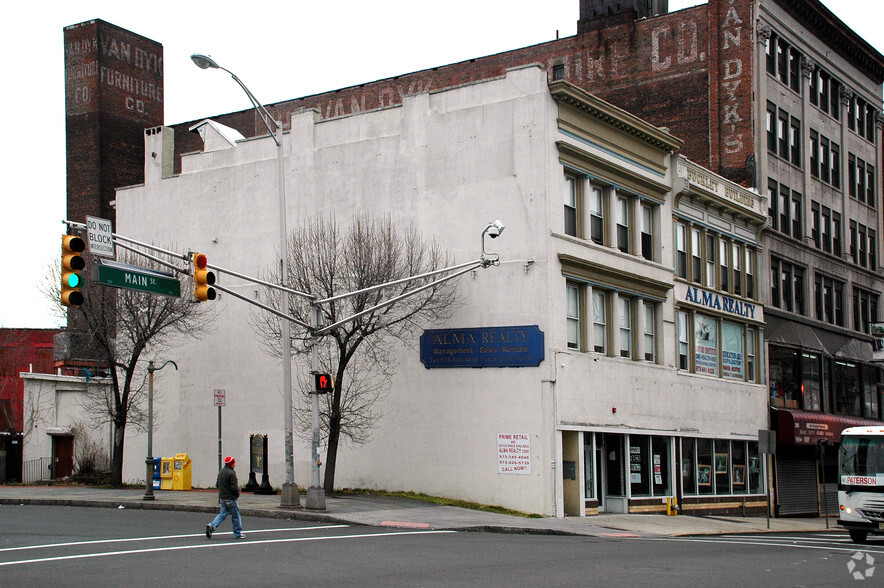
[
  {"xmin": 774, "ymin": 0, "xmax": 884, "ymax": 83},
  {"xmin": 549, "ymin": 80, "xmax": 684, "ymax": 153}
]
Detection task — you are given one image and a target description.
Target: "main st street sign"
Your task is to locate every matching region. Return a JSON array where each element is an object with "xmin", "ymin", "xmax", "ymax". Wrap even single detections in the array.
[{"xmin": 95, "ymin": 260, "xmax": 181, "ymax": 298}]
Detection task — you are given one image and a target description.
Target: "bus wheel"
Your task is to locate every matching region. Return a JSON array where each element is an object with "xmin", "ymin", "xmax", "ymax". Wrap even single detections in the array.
[{"xmin": 849, "ymin": 529, "xmax": 868, "ymax": 544}]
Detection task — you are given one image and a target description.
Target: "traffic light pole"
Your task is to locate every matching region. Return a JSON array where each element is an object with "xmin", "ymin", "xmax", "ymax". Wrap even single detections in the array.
[
  {"xmin": 305, "ymin": 303, "xmax": 326, "ymax": 510},
  {"xmin": 61, "ymin": 216, "xmax": 505, "ymax": 511}
]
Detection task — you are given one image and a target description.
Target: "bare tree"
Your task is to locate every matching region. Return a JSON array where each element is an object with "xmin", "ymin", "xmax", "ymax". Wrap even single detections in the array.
[
  {"xmin": 251, "ymin": 212, "xmax": 462, "ymax": 492},
  {"xmin": 42, "ymin": 249, "xmax": 216, "ymax": 485},
  {"xmin": 291, "ymin": 338, "xmax": 393, "ymax": 447}
]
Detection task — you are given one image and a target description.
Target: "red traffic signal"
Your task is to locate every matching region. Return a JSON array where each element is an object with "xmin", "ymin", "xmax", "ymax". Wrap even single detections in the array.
[
  {"xmin": 314, "ymin": 372, "xmax": 333, "ymax": 394},
  {"xmin": 192, "ymin": 252, "xmax": 216, "ymax": 302}
]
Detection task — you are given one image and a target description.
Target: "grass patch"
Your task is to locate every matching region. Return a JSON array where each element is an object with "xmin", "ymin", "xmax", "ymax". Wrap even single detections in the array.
[{"xmin": 335, "ymin": 488, "xmax": 542, "ymax": 518}]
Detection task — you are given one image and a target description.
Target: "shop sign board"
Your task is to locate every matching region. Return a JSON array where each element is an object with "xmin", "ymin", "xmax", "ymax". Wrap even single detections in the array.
[
  {"xmin": 497, "ymin": 433, "xmax": 531, "ymax": 475},
  {"xmin": 420, "ymin": 325, "xmax": 544, "ymax": 368}
]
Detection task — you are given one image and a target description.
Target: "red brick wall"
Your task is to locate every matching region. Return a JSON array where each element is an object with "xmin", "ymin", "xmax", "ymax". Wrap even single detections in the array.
[
  {"xmin": 170, "ymin": 2, "xmax": 758, "ymax": 184},
  {"xmin": 0, "ymin": 329, "xmax": 59, "ymax": 432},
  {"xmin": 64, "ymin": 19, "xmax": 164, "ymax": 224}
]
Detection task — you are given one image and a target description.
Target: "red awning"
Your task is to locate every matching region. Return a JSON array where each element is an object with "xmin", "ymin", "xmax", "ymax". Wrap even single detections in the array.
[{"xmin": 774, "ymin": 408, "xmax": 882, "ymax": 445}]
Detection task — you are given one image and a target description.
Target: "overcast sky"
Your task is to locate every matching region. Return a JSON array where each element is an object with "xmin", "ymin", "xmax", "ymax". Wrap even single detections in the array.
[{"xmin": 1, "ymin": 1, "xmax": 881, "ymax": 329}]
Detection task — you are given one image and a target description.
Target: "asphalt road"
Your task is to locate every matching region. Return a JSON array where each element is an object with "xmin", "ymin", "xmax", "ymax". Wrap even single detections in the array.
[{"xmin": 0, "ymin": 506, "xmax": 879, "ymax": 586}]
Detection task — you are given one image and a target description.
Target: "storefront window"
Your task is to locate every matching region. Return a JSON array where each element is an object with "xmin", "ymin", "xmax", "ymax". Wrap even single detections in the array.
[
  {"xmin": 629, "ymin": 435, "xmax": 650, "ymax": 497},
  {"xmin": 834, "ymin": 361, "xmax": 861, "ymax": 416},
  {"xmin": 862, "ymin": 365, "xmax": 880, "ymax": 420},
  {"xmin": 681, "ymin": 438, "xmax": 696, "ymax": 495},
  {"xmin": 714, "ymin": 439, "xmax": 731, "ymax": 495},
  {"xmin": 694, "ymin": 314, "xmax": 718, "ymax": 376},
  {"xmin": 721, "ymin": 321, "xmax": 743, "ymax": 380},
  {"xmin": 697, "ymin": 438, "xmax": 714, "ymax": 495},
  {"xmin": 769, "ymin": 346, "xmax": 801, "ymax": 408},
  {"xmin": 683, "ymin": 439, "xmax": 761, "ymax": 496},
  {"xmin": 802, "ymin": 353, "xmax": 821, "ymax": 411},
  {"xmin": 731, "ymin": 442, "xmax": 747, "ymax": 494},
  {"xmin": 628, "ymin": 435, "xmax": 671, "ymax": 497},
  {"xmin": 748, "ymin": 442, "xmax": 763, "ymax": 495},
  {"xmin": 652, "ymin": 436, "xmax": 671, "ymax": 497}
]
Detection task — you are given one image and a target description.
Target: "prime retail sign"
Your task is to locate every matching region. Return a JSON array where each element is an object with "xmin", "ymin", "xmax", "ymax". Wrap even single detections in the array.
[{"xmin": 420, "ymin": 325, "xmax": 544, "ymax": 368}]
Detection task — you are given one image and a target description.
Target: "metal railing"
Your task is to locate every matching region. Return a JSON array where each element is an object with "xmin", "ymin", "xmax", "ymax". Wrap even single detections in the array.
[{"xmin": 22, "ymin": 457, "xmax": 51, "ymax": 483}]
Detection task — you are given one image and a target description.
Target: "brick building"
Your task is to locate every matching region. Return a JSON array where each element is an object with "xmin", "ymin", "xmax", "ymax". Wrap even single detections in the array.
[
  {"xmin": 0, "ymin": 328, "xmax": 59, "ymax": 481},
  {"xmin": 60, "ymin": 1, "xmax": 884, "ymax": 514}
]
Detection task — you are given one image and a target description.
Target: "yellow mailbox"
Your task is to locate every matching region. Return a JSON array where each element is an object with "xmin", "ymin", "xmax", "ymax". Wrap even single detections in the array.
[
  {"xmin": 160, "ymin": 457, "xmax": 174, "ymax": 490},
  {"xmin": 171, "ymin": 453, "xmax": 192, "ymax": 491}
]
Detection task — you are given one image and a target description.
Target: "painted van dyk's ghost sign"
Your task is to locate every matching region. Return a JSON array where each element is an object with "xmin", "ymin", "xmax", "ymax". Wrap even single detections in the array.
[{"xmin": 420, "ymin": 325, "xmax": 545, "ymax": 368}]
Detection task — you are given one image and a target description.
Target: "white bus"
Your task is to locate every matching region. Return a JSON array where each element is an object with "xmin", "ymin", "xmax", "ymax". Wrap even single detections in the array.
[{"xmin": 838, "ymin": 426, "xmax": 884, "ymax": 543}]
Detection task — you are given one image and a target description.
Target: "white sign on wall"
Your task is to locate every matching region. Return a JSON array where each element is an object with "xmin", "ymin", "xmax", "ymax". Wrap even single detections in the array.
[{"xmin": 497, "ymin": 433, "xmax": 531, "ymax": 475}]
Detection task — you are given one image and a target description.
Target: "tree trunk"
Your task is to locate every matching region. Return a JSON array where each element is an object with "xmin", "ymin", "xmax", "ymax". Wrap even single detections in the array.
[
  {"xmin": 111, "ymin": 421, "xmax": 126, "ymax": 486},
  {"xmin": 323, "ymin": 414, "xmax": 342, "ymax": 493}
]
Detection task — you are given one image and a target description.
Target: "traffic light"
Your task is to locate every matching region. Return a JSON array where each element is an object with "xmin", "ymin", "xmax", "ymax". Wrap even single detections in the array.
[
  {"xmin": 192, "ymin": 252, "xmax": 216, "ymax": 301},
  {"xmin": 314, "ymin": 372, "xmax": 333, "ymax": 394},
  {"xmin": 61, "ymin": 234, "xmax": 86, "ymax": 307}
]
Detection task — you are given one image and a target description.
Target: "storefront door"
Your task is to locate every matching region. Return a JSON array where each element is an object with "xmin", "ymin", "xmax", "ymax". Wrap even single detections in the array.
[
  {"xmin": 52, "ymin": 436, "xmax": 73, "ymax": 479},
  {"xmin": 604, "ymin": 433, "xmax": 628, "ymax": 512}
]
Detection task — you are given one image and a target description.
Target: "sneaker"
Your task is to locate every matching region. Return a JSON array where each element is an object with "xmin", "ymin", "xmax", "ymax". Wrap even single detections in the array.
[
  {"xmin": 234, "ymin": 533, "xmax": 246, "ymax": 539},
  {"xmin": 206, "ymin": 524, "xmax": 213, "ymax": 539}
]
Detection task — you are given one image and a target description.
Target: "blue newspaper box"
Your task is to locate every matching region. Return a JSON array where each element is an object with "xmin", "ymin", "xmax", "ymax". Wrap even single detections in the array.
[{"xmin": 152, "ymin": 457, "xmax": 162, "ymax": 490}]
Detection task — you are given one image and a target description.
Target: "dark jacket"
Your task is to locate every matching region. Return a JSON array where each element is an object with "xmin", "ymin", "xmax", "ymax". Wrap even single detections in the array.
[{"xmin": 216, "ymin": 464, "xmax": 240, "ymax": 500}]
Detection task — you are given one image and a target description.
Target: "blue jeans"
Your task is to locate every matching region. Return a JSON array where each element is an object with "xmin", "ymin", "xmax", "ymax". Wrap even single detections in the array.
[{"xmin": 210, "ymin": 499, "xmax": 243, "ymax": 536}]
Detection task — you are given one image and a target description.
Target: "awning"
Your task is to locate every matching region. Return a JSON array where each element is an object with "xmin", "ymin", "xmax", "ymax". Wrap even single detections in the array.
[
  {"xmin": 773, "ymin": 408, "xmax": 881, "ymax": 445},
  {"xmin": 765, "ymin": 315, "xmax": 873, "ymax": 361},
  {"xmin": 766, "ymin": 315, "xmax": 826, "ymax": 352}
]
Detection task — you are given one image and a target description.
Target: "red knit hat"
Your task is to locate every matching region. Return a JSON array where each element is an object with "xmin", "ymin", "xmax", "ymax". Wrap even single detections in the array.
[{"xmin": 224, "ymin": 456, "xmax": 235, "ymax": 466}]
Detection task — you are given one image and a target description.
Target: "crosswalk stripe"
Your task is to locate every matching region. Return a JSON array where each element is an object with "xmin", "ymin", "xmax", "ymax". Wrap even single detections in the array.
[
  {"xmin": 0, "ymin": 529, "xmax": 456, "ymax": 568},
  {"xmin": 0, "ymin": 525, "xmax": 348, "ymax": 553}
]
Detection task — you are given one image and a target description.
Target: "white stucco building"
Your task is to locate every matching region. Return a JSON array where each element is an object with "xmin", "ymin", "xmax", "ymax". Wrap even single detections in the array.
[{"xmin": 29, "ymin": 65, "xmax": 769, "ymax": 516}]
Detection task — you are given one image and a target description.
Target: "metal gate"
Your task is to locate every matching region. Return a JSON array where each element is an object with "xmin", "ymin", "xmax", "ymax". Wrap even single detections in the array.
[{"xmin": 775, "ymin": 456, "xmax": 819, "ymax": 516}]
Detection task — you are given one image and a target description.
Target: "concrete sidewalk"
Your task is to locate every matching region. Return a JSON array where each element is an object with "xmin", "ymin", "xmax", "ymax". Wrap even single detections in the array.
[{"xmin": 0, "ymin": 485, "xmax": 836, "ymax": 537}]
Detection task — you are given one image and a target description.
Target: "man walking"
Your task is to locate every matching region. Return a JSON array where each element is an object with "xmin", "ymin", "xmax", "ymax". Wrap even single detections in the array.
[{"xmin": 206, "ymin": 456, "xmax": 245, "ymax": 539}]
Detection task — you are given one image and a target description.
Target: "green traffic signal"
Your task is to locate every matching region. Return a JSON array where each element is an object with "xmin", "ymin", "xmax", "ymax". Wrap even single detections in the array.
[{"xmin": 61, "ymin": 234, "xmax": 86, "ymax": 307}]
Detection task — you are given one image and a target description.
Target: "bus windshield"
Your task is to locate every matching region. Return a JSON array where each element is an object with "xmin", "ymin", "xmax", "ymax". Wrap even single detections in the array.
[{"xmin": 840, "ymin": 435, "xmax": 884, "ymax": 486}]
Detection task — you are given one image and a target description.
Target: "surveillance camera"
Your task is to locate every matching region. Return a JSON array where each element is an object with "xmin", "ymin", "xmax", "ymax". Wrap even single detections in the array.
[{"xmin": 486, "ymin": 220, "xmax": 505, "ymax": 238}]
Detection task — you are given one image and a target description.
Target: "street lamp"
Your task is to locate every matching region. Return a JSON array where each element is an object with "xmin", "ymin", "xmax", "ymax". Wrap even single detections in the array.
[
  {"xmin": 191, "ymin": 53, "xmax": 300, "ymax": 508},
  {"xmin": 144, "ymin": 359, "xmax": 177, "ymax": 501}
]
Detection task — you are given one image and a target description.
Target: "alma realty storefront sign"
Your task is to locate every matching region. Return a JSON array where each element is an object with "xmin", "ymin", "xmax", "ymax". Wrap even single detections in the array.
[
  {"xmin": 419, "ymin": 325, "xmax": 544, "ymax": 368},
  {"xmin": 675, "ymin": 283, "xmax": 763, "ymax": 323}
]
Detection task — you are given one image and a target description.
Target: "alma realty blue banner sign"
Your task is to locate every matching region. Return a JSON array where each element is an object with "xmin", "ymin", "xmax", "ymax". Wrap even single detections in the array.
[{"xmin": 420, "ymin": 325, "xmax": 544, "ymax": 368}]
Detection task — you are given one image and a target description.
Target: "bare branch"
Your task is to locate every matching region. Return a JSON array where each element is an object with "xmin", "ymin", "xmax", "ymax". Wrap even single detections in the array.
[
  {"xmin": 250, "ymin": 211, "xmax": 463, "ymax": 492},
  {"xmin": 41, "ymin": 245, "xmax": 217, "ymax": 485}
]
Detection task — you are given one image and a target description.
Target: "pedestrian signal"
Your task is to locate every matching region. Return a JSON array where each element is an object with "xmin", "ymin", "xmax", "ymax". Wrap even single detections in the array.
[
  {"xmin": 61, "ymin": 234, "xmax": 86, "ymax": 307},
  {"xmin": 192, "ymin": 252, "xmax": 216, "ymax": 301},
  {"xmin": 314, "ymin": 372, "xmax": 333, "ymax": 394}
]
